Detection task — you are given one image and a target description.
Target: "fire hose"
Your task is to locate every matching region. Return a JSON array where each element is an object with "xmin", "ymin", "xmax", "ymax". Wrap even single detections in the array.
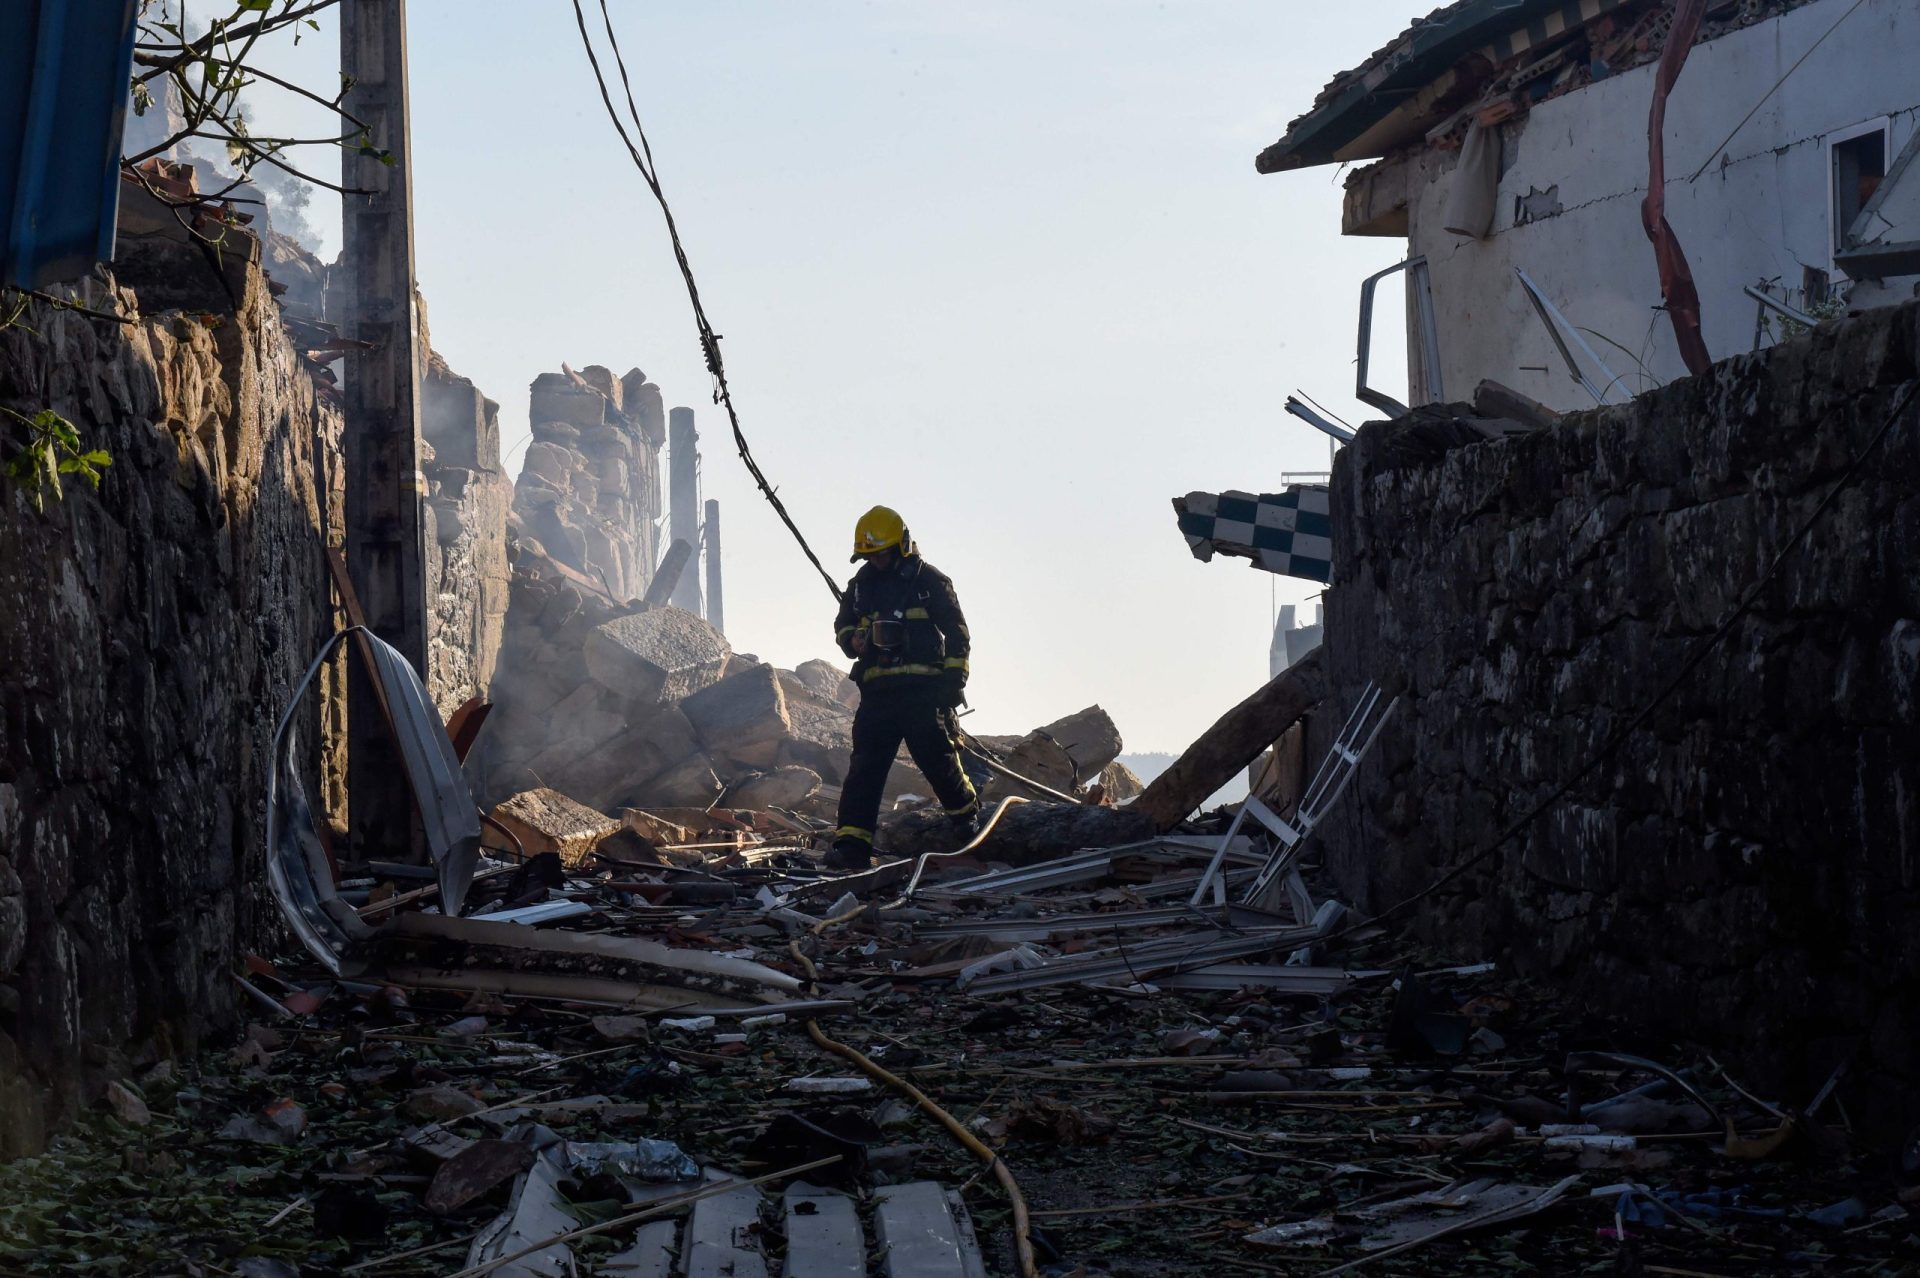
[{"xmin": 789, "ymin": 911, "xmax": 1038, "ymax": 1278}]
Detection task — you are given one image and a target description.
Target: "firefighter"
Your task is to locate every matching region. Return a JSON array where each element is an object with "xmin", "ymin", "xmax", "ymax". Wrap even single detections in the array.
[{"xmin": 825, "ymin": 505, "xmax": 980, "ymax": 870}]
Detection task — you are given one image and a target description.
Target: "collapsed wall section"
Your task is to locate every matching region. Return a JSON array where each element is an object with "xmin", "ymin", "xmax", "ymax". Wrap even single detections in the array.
[
  {"xmin": 513, "ymin": 366, "xmax": 664, "ymax": 603},
  {"xmin": 421, "ymin": 344, "xmax": 511, "ymax": 716},
  {"xmin": 1318, "ymin": 300, "xmax": 1920, "ymax": 1119},
  {"xmin": 0, "ymin": 241, "xmax": 348, "ymax": 1155}
]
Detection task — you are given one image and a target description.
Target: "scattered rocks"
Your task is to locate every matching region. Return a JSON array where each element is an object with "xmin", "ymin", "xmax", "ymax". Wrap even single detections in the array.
[{"xmin": 486, "ymin": 788, "xmax": 621, "ymax": 867}]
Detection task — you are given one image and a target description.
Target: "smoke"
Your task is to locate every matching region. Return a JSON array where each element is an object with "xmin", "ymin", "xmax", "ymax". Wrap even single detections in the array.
[{"xmin": 250, "ymin": 164, "xmax": 322, "ymax": 250}]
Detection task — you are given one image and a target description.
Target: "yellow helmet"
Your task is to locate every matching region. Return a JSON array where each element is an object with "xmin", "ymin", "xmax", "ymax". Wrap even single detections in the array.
[{"xmin": 851, "ymin": 505, "xmax": 907, "ymax": 561}]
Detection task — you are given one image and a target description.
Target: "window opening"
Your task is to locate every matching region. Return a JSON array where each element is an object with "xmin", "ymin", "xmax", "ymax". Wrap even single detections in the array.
[{"xmin": 1829, "ymin": 120, "xmax": 1889, "ymax": 259}]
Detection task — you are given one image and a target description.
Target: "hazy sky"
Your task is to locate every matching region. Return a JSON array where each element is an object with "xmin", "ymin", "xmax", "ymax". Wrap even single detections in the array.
[{"xmin": 247, "ymin": 1, "xmax": 1417, "ymax": 752}]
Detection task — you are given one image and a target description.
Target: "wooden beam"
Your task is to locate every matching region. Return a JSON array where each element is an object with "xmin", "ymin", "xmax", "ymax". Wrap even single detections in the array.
[{"xmin": 1133, "ymin": 648, "xmax": 1328, "ymax": 832}]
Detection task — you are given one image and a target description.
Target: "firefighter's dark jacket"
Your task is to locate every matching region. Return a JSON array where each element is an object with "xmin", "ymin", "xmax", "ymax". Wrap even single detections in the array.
[{"xmin": 834, "ymin": 554, "xmax": 969, "ymax": 686}]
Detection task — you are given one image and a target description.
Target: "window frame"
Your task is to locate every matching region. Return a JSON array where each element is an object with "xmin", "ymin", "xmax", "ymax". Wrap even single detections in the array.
[{"xmin": 1827, "ymin": 116, "xmax": 1892, "ymax": 268}]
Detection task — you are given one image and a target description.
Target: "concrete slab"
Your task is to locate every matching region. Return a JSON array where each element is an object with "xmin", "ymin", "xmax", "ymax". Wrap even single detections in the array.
[
  {"xmin": 873, "ymin": 1181, "xmax": 979, "ymax": 1278},
  {"xmin": 779, "ymin": 1181, "xmax": 863, "ymax": 1278},
  {"xmin": 602, "ymin": 1220, "xmax": 678, "ymax": 1277},
  {"xmin": 485, "ymin": 788, "xmax": 618, "ymax": 867},
  {"xmin": 684, "ymin": 1179, "xmax": 767, "ymax": 1278}
]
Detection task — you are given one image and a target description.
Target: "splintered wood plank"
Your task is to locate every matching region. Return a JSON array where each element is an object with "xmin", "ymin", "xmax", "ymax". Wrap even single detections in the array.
[
  {"xmin": 602, "ymin": 1220, "xmax": 678, "ymax": 1277},
  {"xmin": 873, "ymin": 1182, "xmax": 979, "ymax": 1278},
  {"xmin": 779, "ymin": 1182, "xmax": 863, "ymax": 1278},
  {"xmin": 1133, "ymin": 648, "xmax": 1327, "ymax": 831},
  {"xmin": 684, "ymin": 1179, "xmax": 768, "ymax": 1278}
]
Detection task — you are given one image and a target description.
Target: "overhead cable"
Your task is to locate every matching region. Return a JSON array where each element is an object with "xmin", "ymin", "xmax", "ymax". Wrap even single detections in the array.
[{"xmin": 570, "ymin": 0, "xmax": 844, "ymax": 602}]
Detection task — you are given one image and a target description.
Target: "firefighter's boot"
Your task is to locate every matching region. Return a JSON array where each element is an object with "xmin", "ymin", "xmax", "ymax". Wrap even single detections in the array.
[{"xmin": 824, "ymin": 835, "xmax": 874, "ymax": 872}]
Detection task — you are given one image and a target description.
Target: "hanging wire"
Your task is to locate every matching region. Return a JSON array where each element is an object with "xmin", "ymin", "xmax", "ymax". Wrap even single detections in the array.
[{"xmin": 569, "ymin": 0, "xmax": 844, "ymax": 602}]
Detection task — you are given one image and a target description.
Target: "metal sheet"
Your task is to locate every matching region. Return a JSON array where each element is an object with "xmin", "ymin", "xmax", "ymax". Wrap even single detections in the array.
[
  {"xmin": 963, "ymin": 924, "xmax": 1326, "ymax": 995},
  {"xmin": 361, "ymin": 629, "xmax": 482, "ymax": 916}
]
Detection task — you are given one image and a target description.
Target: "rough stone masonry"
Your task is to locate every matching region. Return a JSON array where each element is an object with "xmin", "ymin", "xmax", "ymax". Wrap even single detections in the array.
[
  {"xmin": 0, "ymin": 232, "xmax": 349, "ymax": 1155},
  {"xmin": 1315, "ymin": 298, "xmax": 1920, "ymax": 1128}
]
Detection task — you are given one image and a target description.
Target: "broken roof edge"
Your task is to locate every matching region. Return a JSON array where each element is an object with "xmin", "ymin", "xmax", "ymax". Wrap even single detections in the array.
[
  {"xmin": 1255, "ymin": 0, "xmax": 1547, "ymax": 174},
  {"xmin": 1255, "ymin": 0, "xmax": 1831, "ymax": 174}
]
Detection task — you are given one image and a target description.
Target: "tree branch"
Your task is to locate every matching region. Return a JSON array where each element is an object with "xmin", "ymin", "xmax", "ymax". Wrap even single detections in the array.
[{"xmin": 133, "ymin": 0, "xmax": 341, "ymax": 85}]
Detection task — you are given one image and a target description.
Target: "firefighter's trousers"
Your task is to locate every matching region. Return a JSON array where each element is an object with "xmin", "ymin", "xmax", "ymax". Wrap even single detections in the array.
[{"xmin": 833, "ymin": 682, "xmax": 978, "ymax": 846}]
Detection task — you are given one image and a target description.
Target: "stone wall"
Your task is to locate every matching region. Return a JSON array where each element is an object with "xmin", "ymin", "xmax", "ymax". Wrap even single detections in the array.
[
  {"xmin": 0, "ymin": 239, "xmax": 347, "ymax": 1154},
  {"xmin": 514, "ymin": 366, "xmax": 664, "ymax": 603},
  {"xmin": 421, "ymin": 349, "xmax": 511, "ymax": 717},
  {"xmin": 1317, "ymin": 299, "xmax": 1920, "ymax": 1124}
]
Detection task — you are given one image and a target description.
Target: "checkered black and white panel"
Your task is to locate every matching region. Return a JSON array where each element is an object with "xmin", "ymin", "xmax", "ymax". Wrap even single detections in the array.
[{"xmin": 1173, "ymin": 485, "xmax": 1333, "ymax": 583}]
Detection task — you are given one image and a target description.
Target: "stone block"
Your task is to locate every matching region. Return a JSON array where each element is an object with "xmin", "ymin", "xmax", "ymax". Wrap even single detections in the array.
[
  {"xmin": 986, "ymin": 731, "xmax": 1076, "ymax": 802},
  {"xmin": 529, "ymin": 373, "xmax": 609, "ymax": 430},
  {"xmin": 778, "ymin": 689, "xmax": 855, "ymax": 784},
  {"xmin": 723, "ymin": 766, "xmax": 822, "ymax": 812},
  {"xmin": 632, "ymin": 755, "xmax": 725, "ymax": 809},
  {"xmin": 486, "ymin": 788, "xmax": 619, "ymax": 867},
  {"xmin": 584, "ymin": 607, "xmax": 731, "ymax": 707},
  {"xmin": 1033, "ymin": 705, "xmax": 1123, "ymax": 785},
  {"xmin": 682, "ymin": 666, "xmax": 792, "ymax": 771},
  {"xmin": 1097, "ymin": 759, "xmax": 1146, "ymax": 804},
  {"xmin": 578, "ymin": 365, "xmax": 623, "ymax": 410},
  {"xmin": 522, "ymin": 705, "xmax": 702, "ymax": 812},
  {"xmin": 794, "ymin": 658, "xmax": 859, "ymax": 708}
]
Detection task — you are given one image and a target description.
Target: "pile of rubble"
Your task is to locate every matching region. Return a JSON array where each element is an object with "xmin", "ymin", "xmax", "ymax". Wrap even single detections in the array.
[{"xmin": 477, "ymin": 577, "xmax": 1139, "ymax": 829}]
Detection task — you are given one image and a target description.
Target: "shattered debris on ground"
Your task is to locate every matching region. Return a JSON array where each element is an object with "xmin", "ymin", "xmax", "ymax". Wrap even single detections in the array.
[
  {"xmin": 8, "ymin": 622, "xmax": 1915, "ymax": 1276},
  {"xmin": 6, "ymin": 793, "xmax": 1917, "ymax": 1275}
]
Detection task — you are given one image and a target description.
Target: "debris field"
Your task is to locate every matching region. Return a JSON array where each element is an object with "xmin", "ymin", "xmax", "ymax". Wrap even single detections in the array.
[{"xmin": 3, "ymin": 802, "xmax": 1915, "ymax": 1278}]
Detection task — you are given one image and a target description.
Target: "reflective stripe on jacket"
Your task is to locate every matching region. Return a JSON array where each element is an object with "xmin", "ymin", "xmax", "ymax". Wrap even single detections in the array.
[{"xmin": 833, "ymin": 555, "xmax": 970, "ymax": 685}]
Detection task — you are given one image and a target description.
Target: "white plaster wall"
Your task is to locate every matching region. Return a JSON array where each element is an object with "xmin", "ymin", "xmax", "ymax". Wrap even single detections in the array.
[{"xmin": 1401, "ymin": 0, "xmax": 1920, "ymax": 412}]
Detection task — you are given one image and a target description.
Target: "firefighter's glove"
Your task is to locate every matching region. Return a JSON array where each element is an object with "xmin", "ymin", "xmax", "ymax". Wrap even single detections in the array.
[{"xmin": 939, "ymin": 671, "xmax": 967, "ymax": 709}]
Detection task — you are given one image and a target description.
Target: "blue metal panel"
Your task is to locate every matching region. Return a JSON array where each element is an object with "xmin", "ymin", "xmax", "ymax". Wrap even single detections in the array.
[{"xmin": 1, "ymin": 0, "xmax": 140, "ymax": 289}]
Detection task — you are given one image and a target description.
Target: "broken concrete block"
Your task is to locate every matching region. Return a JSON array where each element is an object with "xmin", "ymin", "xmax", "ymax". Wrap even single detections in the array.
[
  {"xmin": 987, "ymin": 731, "xmax": 1077, "ymax": 801},
  {"xmin": 487, "ymin": 788, "xmax": 619, "ymax": 867},
  {"xmin": 525, "ymin": 706, "xmax": 703, "ymax": 813},
  {"xmin": 682, "ymin": 666, "xmax": 792, "ymax": 771},
  {"xmin": 529, "ymin": 372, "xmax": 610, "ymax": 430},
  {"xmin": 583, "ymin": 607, "xmax": 731, "ymax": 706},
  {"xmin": 794, "ymin": 658, "xmax": 859, "ymax": 708},
  {"xmin": 521, "ymin": 441, "xmax": 576, "ymax": 489},
  {"xmin": 723, "ymin": 766, "xmax": 821, "ymax": 812},
  {"xmin": 104, "ymin": 1081, "xmax": 150, "ymax": 1126},
  {"xmin": 577, "ymin": 364, "xmax": 623, "ymax": 410},
  {"xmin": 777, "ymin": 688, "xmax": 855, "ymax": 785},
  {"xmin": 633, "ymin": 755, "xmax": 725, "ymax": 808},
  {"xmin": 1037, "ymin": 705, "xmax": 1124, "ymax": 784}
]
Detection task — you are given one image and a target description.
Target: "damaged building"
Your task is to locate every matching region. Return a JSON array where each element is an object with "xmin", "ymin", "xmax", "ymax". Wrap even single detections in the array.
[
  {"xmin": 1171, "ymin": 0, "xmax": 1920, "ymax": 1125},
  {"xmin": 1267, "ymin": 0, "xmax": 1920, "ymax": 409},
  {"xmin": 5, "ymin": 2, "xmax": 1920, "ymax": 1273}
]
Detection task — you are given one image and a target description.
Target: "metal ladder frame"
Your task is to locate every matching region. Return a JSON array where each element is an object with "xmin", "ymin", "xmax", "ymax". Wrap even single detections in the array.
[{"xmin": 1188, "ymin": 682, "xmax": 1399, "ymax": 923}]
